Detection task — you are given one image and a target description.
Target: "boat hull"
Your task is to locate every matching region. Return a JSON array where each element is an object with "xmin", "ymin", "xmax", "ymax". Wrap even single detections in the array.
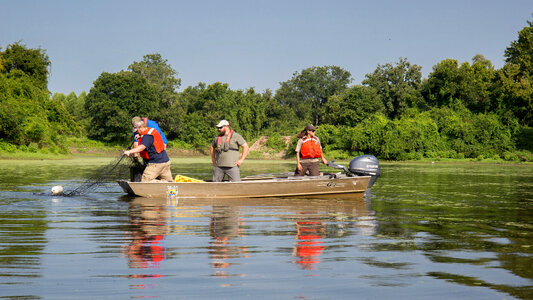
[{"xmin": 118, "ymin": 175, "xmax": 371, "ymax": 199}]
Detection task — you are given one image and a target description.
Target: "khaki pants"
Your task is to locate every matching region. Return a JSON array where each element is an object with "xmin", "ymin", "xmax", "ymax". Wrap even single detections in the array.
[{"xmin": 142, "ymin": 161, "xmax": 172, "ymax": 182}]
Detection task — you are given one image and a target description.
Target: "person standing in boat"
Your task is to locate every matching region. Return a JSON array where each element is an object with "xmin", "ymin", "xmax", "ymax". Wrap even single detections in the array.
[
  {"xmin": 295, "ymin": 124, "xmax": 328, "ymax": 176},
  {"xmin": 210, "ymin": 120, "xmax": 249, "ymax": 182},
  {"xmin": 124, "ymin": 119, "xmax": 173, "ymax": 182},
  {"xmin": 132, "ymin": 116, "xmax": 168, "ymax": 150}
]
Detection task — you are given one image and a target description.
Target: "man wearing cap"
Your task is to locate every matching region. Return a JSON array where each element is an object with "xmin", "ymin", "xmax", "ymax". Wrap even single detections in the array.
[
  {"xmin": 132, "ymin": 116, "xmax": 168, "ymax": 152},
  {"xmin": 210, "ymin": 120, "xmax": 249, "ymax": 182},
  {"xmin": 124, "ymin": 119, "xmax": 172, "ymax": 182},
  {"xmin": 295, "ymin": 124, "xmax": 328, "ymax": 176}
]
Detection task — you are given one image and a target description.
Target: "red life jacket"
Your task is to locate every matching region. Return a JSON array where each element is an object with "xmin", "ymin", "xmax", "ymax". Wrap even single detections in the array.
[
  {"xmin": 300, "ymin": 136, "xmax": 323, "ymax": 159},
  {"xmin": 216, "ymin": 130, "xmax": 236, "ymax": 152},
  {"xmin": 138, "ymin": 127, "xmax": 166, "ymax": 160}
]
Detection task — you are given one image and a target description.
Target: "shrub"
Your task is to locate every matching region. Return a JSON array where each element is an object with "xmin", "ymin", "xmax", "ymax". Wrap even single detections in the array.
[
  {"xmin": 265, "ymin": 134, "xmax": 287, "ymax": 152},
  {"xmin": 167, "ymin": 140, "xmax": 193, "ymax": 150},
  {"xmin": 325, "ymin": 149, "xmax": 350, "ymax": 160},
  {"xmin": 404, "ymin": 152, "xmax": 424, "ymax": 160},
  {"xmin": 28, "ymin": 143, "xmax": 39, "ymax": 153},
  {"xmin": 0, "ymin": 142, "xmax": 17, "ymax": 153}
]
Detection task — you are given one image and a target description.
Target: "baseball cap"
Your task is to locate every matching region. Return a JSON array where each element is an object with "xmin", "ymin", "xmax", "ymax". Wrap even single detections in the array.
[{"xmin": 216, "ymin": 120, "xmax": 230, "ymax": 128}]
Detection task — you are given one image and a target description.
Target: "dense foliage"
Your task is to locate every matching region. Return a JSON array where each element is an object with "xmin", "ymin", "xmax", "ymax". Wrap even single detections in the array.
[
  {"xmin": 275, "ymin": 66, "xmax": 352, "ymax": 125},
  {"xmin": 1, "ymin": 18, "xmax": 532, "ymax": 161},
  {"xmin": 85, "ymin": 71, "xmax": 158, "ymax": 142},
  {"xmin": 0, "ymin": 42, "xmax": 50, "ymax": 90},
  {"xmin": 362, "ymin": 57, "xmax": 423, "ymax": 119},
  {"xmin": 0, "ymin": 44, "xmax": 80, "ymax": 153}
]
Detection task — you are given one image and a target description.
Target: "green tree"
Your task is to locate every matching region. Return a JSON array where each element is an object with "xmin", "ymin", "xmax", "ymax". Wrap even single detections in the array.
[
  {"xmin": 422, "ymin": 57, "xmax": 496, "ymax": 113},
  {"xmin": 428, "ymin": 103, "xmax": 517, "ymax": 157},
  {"xmin": 128, "ymin": 54, "xmax": 181, "ymax": 128},
  {"xmin": 85, "ymin": 71, "xmax": 158, "ymax": 142},
  {"xmin": 0, "ymin": 70, "xmax": 80, "ymax": 146},
  {"xmin": 0, "ymin": 42, "xmax": 50, "ymax": 90},
  {"xmin": 493, "ymin": 63, "xmax": 533, "ymax": 126},
  {"xmin": 362, "ymin": 57, "xmax": 423, "ymax": 119},
  {"xmin": 323, "ymin": 85, "xmax": 385, "ymax": 126},
  {"xmin": 54, "ymin": 91, "xmax": 88, "ymax": 130},
  {"xmin": 275, "ymin": 66, "xmax": 352, "ymax": 125},
  {"xmin": 169, "ymin": 82, "xmax": 273, "ymax": 146},
  {"xmin": 262, "ymin": 89, "xmax": 300, "ymax": 135},
  {"xmin": 504, "ymin": 19, "xmax": 533, "ymax": 76},
  {"xmin": 496, "ymin": 19, "xmax": 533, "ymax": 126},
  {"xmin": 469, "ymin": 55, "xmax": 496, "ymax": 113}
]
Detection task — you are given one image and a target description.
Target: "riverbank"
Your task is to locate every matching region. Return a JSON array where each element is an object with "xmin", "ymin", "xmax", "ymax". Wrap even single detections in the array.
[
  {"xmin": 0, "ymin": 136, "xmax": 531, "ymax": 164},
  {"xmin": 1, "ymin": 148, "xmax": 531, "ymax": 165}
]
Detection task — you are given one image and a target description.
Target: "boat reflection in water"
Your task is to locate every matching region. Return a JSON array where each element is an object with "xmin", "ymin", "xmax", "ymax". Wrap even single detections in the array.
[
  {"xmin": 293, "ymin": 211, "xmax": 326, "ymax": 269},
  {"xmin": 122, "ymin": 198, "xmax": 170, "ymax": 280},
  {"xmin": 208, "ymin": 205, "xmax": 249, "ymax": 278},
  {"xmin": 123, "ymin": 194, "xmax": 376, "ymax": 279}
]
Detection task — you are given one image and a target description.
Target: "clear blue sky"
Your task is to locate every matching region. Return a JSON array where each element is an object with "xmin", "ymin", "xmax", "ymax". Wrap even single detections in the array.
[{"xmin": 1, "ymin": 0, "xmax": 532, "ymax": 95}]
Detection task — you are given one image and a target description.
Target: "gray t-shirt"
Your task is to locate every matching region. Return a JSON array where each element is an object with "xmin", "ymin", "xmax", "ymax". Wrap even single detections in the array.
[{"xmin": 211, "ymin": 131, "xmax": 246, "ymax": 167}]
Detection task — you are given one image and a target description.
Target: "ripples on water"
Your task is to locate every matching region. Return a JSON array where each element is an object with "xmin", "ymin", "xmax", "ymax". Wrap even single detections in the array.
[{"xmin": 0, "ymin": 158, "xmax": 532, "ymax": 299}]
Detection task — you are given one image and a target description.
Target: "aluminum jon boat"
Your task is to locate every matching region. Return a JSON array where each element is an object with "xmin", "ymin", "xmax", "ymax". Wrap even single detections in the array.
[
  {"xmin": 118, "ymin": 174, "xmax": 371, "ymax": 199},
  {"xmin": 117, "ymin": 155, "xmax": 381, "ymax": 199}
]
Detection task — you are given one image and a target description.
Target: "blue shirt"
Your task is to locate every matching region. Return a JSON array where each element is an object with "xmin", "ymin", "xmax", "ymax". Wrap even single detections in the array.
[
  {"xmin": 141, "ymin": 135, "xmax": 170, "ymax": 164},
  {"xmin": 133, "ymin": 119, "xmax": 168, "ymax": 144}
]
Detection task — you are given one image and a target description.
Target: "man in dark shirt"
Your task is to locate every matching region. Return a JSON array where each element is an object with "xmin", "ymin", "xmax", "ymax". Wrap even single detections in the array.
[{"xmin": 124, "ymin": 120, "xmax": 172, "ymax": 182}]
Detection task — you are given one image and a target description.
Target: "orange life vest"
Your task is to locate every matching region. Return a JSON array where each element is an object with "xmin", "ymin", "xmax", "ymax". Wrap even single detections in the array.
[
  {"xmin": 300, "ymin": 136, "xmax": 322, "ymax": 159},
  {"xmin": 138, "ymin": 127, "xmax": 166, "ymax": 160}
]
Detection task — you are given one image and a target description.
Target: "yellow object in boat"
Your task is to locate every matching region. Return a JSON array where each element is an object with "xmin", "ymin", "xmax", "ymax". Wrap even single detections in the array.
[{"xmin": 174, "ymin": 175, "xmax": 205, "ymax": 183}]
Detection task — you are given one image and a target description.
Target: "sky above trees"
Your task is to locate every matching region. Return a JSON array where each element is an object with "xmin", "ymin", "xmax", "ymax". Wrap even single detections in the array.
[{"xmin": 1, "ymin": 0, "xmax": 532, "ymax": 95}]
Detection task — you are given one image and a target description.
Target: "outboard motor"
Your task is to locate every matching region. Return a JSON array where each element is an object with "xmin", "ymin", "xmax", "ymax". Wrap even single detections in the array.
[{"xmin": 349, "ymin": 155, "xmax": 381, "ymax": 188}]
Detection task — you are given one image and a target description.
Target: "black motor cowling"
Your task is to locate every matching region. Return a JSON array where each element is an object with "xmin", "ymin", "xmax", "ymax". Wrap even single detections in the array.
[{"xmin": 349, "ymin": 155, "xmax": 381, "ymax": 188}]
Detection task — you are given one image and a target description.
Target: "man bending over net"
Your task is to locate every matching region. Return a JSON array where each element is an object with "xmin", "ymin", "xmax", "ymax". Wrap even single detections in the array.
[{"xmin": 124, "ymin": 119, "xmax": 172, "ymax": 182}]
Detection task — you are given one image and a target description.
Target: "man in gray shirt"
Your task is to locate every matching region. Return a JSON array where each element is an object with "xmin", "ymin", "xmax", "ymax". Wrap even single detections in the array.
[{"xmin": 210, "ymin": 120, "xmax": 249, "ymax": 182}]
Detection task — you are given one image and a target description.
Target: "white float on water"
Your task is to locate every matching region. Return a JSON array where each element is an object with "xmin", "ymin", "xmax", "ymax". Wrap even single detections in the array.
[{"xmin": 51, "ymin": 185, "xmax": 63, "ymax": 195}]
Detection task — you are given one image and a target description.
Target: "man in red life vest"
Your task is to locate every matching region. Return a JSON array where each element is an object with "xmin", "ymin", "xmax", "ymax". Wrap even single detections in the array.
[
  {"xmin": 210, "ymin": 120, "xmax": 249, "ymax": 182},
  {"xmin": 295, "ymin": 124, "xmax": 328, "ymax": 176},
  {"xmin": 124, "ymin": 119, "xmax": 172, "ymax": 182},
  {"xmin": 131, "ymin": 116, "xmax": 168, "ymax": 158}
]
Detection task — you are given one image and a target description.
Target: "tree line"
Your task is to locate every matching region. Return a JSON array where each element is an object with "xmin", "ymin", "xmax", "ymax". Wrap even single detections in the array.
[{"xmin": 1, "ymin": 19, "xmax": 532, "ymax": 160}]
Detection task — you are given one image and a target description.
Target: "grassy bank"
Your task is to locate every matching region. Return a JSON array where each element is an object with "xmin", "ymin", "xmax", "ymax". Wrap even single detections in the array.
[{"xmin": 0, "ymin": 136, "xmax": 531, "ymax": 164}]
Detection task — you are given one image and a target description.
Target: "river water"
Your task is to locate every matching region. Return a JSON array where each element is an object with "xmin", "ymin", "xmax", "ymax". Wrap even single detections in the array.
[{"xmin": 0, "ymin": 157, "xmax": 531, "ymax": 299}]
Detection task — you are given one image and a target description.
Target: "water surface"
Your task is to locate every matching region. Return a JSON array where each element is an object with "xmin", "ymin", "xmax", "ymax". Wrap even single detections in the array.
[{"xmin": 0, "ymin": 157, "xmax": 531, "ymax": 299}]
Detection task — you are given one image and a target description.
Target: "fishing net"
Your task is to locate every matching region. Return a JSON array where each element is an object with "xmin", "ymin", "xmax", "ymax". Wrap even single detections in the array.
[{"xmin": 63, "ymin": 155, "xmax": 145, "ymax": 196}]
